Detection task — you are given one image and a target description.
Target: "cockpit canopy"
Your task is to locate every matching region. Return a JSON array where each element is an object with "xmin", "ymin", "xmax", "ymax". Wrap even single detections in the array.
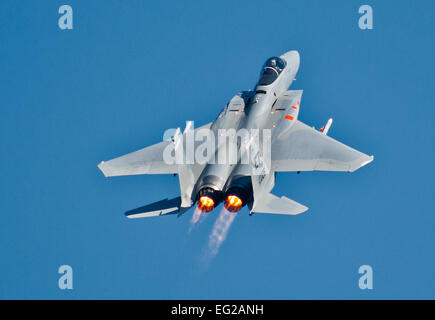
[{"xmin": 257, "ymin": 57, "xmax": 287, "ymax": 86}]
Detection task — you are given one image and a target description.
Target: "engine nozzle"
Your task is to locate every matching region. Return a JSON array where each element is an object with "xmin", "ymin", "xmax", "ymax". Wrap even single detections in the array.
[
  {"xmin": 224, "ymin": 194, "xmax": 243, "ymax": 213},
  {"xmin": 223, "ymin": 185, "xmax": 251, "ymax": 213},
  {"xmin": 196, "ymin": 187, "xmax": 222, "ymax": 212},
  {"xmin": 198, "ymin": 195, "xmax": 215, "ymax": 212}
]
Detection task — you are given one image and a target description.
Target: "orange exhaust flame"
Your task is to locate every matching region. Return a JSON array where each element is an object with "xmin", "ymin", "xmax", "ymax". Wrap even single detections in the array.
[
  {"xmin": 198, "ymin": 196, "xmax": 215, "ymax": 212},
  {"xmin": 224, "ymin": 195, "xmax": 243, "ymax": 213}
]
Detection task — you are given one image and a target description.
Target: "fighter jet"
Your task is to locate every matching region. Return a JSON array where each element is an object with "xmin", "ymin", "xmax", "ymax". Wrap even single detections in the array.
[{"xmin": 98, "ymin": 51, "xmax": 373, "ymax": 218}]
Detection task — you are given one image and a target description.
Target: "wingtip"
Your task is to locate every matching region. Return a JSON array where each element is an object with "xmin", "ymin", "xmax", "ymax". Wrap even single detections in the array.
[
  {"xmin": 300, "ymin": 205, "xmax": 309, "ymax": 214},
  {"xmin": 361, "ymin": 155, "xmax": 374, "ymax": 167},
  {"xmin": 97, "ymin": 161, "xmax": 109, "ymax": 177},
  {"xmin": 125, "ymin": 212, "xmax": 144, "ymax": 219},
  {"xmin": 291, "ymin": 201, "xmax": 309, "ymax": 215},
  {"xmin": 348, "ymin": 154, "xmax": 374, "ymax": 172}
]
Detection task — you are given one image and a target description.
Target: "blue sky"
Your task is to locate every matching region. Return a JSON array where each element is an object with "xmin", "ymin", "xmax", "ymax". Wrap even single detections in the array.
[{"xmin": 0, "ymin": 0, "xmax": 433, "ymax": 299}]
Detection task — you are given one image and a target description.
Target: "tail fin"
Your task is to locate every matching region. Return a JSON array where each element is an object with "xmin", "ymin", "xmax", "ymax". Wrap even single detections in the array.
[
  {"xmin": 248, "ymin": 129, "xmax": 308, "ymax": 215},
  {"xmin": 174, "ymin": 124, "xmax": 195, "ymax": 208},
  {"xmin": 249, "ymin": 148, "xmax": 308, "ymax": 215}
]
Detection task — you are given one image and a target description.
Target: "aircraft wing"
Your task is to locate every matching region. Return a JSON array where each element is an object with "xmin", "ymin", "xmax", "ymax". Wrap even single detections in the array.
[
  {"xmin": 272, "ymin": 120, "xmax": 373, "ymax": 172},
  {"xmin": 98, "ymin": 139, "xmax": 176, "ymax": 177},
  {"xmin": 98, "ymin": 122, "xmax": 212, "ymax": 177}
]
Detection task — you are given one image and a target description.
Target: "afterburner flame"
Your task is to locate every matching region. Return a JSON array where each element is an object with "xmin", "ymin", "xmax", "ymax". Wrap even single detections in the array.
[
  {"xmin": 198, "ymin": 196, "xmax": 215, "ymax": 212},
  {"xmin": 224, "ymin": 195, "xmax": 243, "ymax": 213}
]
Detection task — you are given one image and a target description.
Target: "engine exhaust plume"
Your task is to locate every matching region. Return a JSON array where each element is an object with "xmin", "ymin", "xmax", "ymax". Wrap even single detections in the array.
[
  {"xmin": 190, "ymin": 206, "xmax": 202, "ymax": 224},
  {"xmin": 224, "ymin": 195, "xmax": 243, "ymax": 213},
  {"xmin": 207, "ymin": 207, "xmax": 237, "ymax": 258},
  {"xmin": 189, "ymin": 206, "xmax": 209, "ymax": 232},
  {"xmin": 197, "ymin": 195, "xmax": 215, "ymax": 212}
]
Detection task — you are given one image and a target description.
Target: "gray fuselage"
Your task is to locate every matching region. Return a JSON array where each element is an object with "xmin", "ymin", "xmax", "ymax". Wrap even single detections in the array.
[{"xmin": 194, "ymin": 51, "xmax": 300, "ymax": 205}]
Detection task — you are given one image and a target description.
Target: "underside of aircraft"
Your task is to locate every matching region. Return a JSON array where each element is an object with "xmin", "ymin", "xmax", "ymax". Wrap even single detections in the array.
[{"xmin": 98, "ymin": 51, "xmax": 373, "ymax": 218}]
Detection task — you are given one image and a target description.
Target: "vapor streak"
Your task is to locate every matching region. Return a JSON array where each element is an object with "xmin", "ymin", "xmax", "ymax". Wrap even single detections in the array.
[
  {"xmin": 189, "ymin": 207, "xmax": 208, "ymax": 232},
  {"xmin": 207, "ymin": 208, "xmax": 237, "ymax": 258}
]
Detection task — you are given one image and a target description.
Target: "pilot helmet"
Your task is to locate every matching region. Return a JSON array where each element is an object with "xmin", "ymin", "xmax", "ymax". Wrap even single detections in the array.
[{"xmin": 269, "ymin": 59, "xmax": 276, "ymax": 67}]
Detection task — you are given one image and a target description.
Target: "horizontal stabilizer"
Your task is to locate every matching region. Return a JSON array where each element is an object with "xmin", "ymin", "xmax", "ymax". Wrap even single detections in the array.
[
  {"xmin": 251, "ymin": 193, "xmax": 308, "ymax": 215},
  {"xmin": 125, "ymin": 197, "xmax": 185, "ymax": 219}
]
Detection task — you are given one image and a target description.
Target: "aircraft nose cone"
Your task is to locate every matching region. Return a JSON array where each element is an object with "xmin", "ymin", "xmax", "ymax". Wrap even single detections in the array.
[{"xmin": 280, "ymin": 50, "xmax": 300, "ymax": 70}]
